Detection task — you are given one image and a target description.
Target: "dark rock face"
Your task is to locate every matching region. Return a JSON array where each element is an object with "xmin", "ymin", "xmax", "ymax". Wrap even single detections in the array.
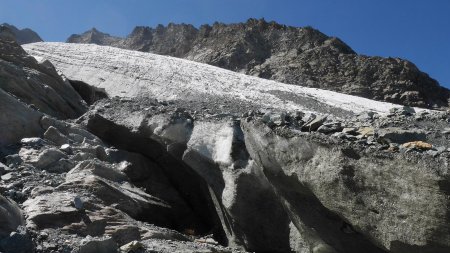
[
  {"xmin": 0, "ymin": 23, "xmax": 43, "ymax": 44},
  {"xmin": 67, "ymin": 19, "xmax": 450, "ymax": 108},
  {"xmin": 0, "ymin": 38, "xmax": 87, "ymax": 119},
  {"xmin": 69, "ymin": 80, "xmax": 108, "ymax": 105}
]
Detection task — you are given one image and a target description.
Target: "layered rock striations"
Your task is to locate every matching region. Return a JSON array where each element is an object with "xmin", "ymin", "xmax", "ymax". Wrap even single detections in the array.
[
  {"xmin": 0, "ymin": 38, "xmax": 87, "ymax": 120},
  {"xmin": 66, "ymin": 19, "xmax": 450, "ymax": 108}
]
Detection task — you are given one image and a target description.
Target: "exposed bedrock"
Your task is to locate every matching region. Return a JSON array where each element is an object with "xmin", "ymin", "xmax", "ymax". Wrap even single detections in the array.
[
  {"xmin": 242, "ymin": 120, "xmax": 450, "ymax": 253},
  {"xmin": 0, "ymin": 38, "xmax": 87, "ymax": 119},
  {"xmin": 0, "ymin": 194, "xmax": 25, "ymax": 238},
  {"xmin": 0, "ymin": 88, "xmax": 44, "ymax": 147}
]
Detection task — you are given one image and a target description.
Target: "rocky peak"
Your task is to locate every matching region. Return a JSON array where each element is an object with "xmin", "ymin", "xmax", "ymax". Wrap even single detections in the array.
[
  {"xmin": 0, "ymin": 23, "xmax": 42, "ymax": 44},
  {"xmin": 0, "ymin": 25, "xmax": 16, "ymax": 42},
  {"xmin": 67, "ymin": 27, "xmax": 121, "ymax": 45}
]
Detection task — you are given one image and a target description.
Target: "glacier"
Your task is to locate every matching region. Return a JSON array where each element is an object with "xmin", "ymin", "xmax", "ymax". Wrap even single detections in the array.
[{"xmin": 23, "ymin": 42, "xmax": 420, "ymax": 116}]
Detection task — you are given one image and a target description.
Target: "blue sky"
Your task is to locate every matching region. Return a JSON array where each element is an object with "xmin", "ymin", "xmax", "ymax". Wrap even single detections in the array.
[{"xmin": 1, "ymin": 0, "xmax": 449, "ymax": 87}]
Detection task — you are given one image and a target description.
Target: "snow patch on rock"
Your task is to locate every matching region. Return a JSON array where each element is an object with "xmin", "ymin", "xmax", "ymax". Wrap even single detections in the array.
[{"xmin": 187, "ymin": 122, "xmax": 234, "ymax": 166}]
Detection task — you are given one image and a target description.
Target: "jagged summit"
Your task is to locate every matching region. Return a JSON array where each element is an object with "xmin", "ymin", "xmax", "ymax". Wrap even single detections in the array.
[
  {"xmin": 0, "ymin": 23, "xmax": 42, "ymax": 44},
  {"xmin": 66, "ymin": 27, "xmax": 122, "ymax": 45},
  {"xmin": 66, "ymin": 18, "xmax": 450, "ymax": 109}
]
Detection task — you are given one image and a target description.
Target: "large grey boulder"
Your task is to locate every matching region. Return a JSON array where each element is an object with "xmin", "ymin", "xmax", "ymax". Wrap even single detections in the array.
[
  {"xmin": 0, "ymin": 88, "xmax": 43, "ymax": 147},
  {"xmin": 0, "ymin": 195, "xmax": 25, "ymax": 239},
  {"xmin": 242, "ymin": 120, "xmax": 450, "ymax": 253},
  {"xmin": 78, "ymin": 237, "xmax": 118, "ymax": 253},
  {"xmin": 0, "ymin": 226, "xmax": 33, "ymax": 253},
  {"xmin": 0, "ymin": 37, "xmax": 86, "ymax": 119}
]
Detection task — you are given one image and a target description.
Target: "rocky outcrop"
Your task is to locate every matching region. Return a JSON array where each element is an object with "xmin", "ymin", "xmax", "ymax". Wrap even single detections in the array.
[
  {"xmin": 67, "ymin": 28, "xmax": 121, "ymax": 46},
  {"xmin": 0, "ymin": 23, "xmax": 42, "ymax": 44},
  {"xmin": 0, "ymin": 38, "xmax": 87, "ymax": 119},
  {"xmin": 242, "ymin": 119, "xmax": 450, "ymax": 253},
  {"xmin": 0, "ymin": 88, "xmax": 43, "ymax": 147},
  {"xmin": 0, "ymin": 194, "xmax": 24, "ymax": 239},
  {"xmin": 66, "ymin": 19, "xmax": 450, "ymax": 108}
]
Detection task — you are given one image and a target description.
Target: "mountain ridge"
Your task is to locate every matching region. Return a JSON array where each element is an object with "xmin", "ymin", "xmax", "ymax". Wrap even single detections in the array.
[
  {"xmin": 67, "ymin": 18, "xmax": 450, "ymax": 109},
  {"xmin": 0, "ymin": 23, "xmax": 43, "ymax": 44}
]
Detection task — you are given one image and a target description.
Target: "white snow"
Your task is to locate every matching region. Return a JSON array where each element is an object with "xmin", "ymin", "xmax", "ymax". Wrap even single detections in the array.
[
  {"xmin": 187, "ymin": 121, "xmax": 235, "ymax": 166},
  {"xmin": 23, "ymin": 42, "xmax": 424, "ymax": 115}
]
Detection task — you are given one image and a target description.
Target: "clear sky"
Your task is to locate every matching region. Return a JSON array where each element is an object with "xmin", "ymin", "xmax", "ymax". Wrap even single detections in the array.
[{"xmin": 1, "ymin": 0, "xmax": 449, "ymax": 87}]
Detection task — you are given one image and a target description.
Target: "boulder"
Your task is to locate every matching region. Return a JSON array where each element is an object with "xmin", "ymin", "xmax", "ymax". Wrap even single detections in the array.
[
  {"xmin": 402, "ymin": 141, "xmax": 433, "ymax": 150},
  {"xmin": 242, "ymin": 120, "xmax": 450, "ymax": 253},
  {"xmin": 22, "ymin": 192, "xmax": 81, "ymax": 230},
  {"xmin": 0, "ymin": 226, "xmax": 33, "ymax": 253},
  {"xmin": 20, "ymin": 148, "xmax": 66, "ymax": 170},
  {"xmin": 0, "ymin": 38, "xmax": 86, "ymax": 119},
  {"xmin": 302, "ymin": 115, "xmax": 328, "ymax": 131},
  {"xmin": 79, "ymin": 237, "xmax": 118, "ymax": 253},
  {"xmin": 44, "ymin": 126, "xmax": 70, "ymax": 145},
  {"xmin": 0, "ymin": 89, "xmax": 43, "ymax": 147},
  {"xmin": 378, "ymin": 127, "xmax": 426, "ymax": 144},
  {"xmin": 0, "ymin": 194, "xmax": 25, "ymax": 239}
]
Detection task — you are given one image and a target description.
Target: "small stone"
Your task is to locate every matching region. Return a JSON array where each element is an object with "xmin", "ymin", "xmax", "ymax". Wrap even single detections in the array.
[
  {"xmin": 262, "ymin": 112, "xmax": 287, "ymax": 127},
  {"xmin": 302, "ymin": 115, "xmax": 327, "ymax": 131},
  {"xmin": 38, "ymin": 231, "xmax": 49, "ymax": 240},
  {"xmin": 317, "ymin": 122, "xmax": 342, "ymax": 134},
  {"xmin": 389, "ymin": 106, "xmax": 415, "ymax": 116},
  {"xmin": 441, "ymin": 128, "xmax": 450, "ymax": 135},
  {"xmin": 402, "ymin": 141, "xmax": 433, "ymax": 150},
  {"xmin": 378, "ymin": 127, "xmax": 426, "ymax": 144},
  {"xmin": 120, "ymin": 240, "xmax": 143, "ymax": 253},
  {"xmin": 0, "ymin": 162, "xmax": 8, "ymax": 175},
  {"xmin": 1, "ymin": 172, "xmax": 15, "ymax": 181},
  {"xmin": 357, "ymin": 127, "xmax": 374, "ymax": 137},
  {"xmin": 73, "ymin": 196, "xmax": 84, "ymax": 210},
  {"xmin": 342, "ymin": 127, "xmax": 358, "ymax": 135},
  {"xmin": 60, "ymin": 144, "xmax": 72, "ymax": 154},
  {"xmin": 20, "ymin": 137, "xmax": 45, "ymax": 148},
  {"xmin": 357, "ymin": 111, "xmax": 376, "ymax": 121},
  {"xmin": 79, "ymin": 237, "xmax": 118, "ymax": 253},
  {"xmin": 4, "ymin": 155, "xmax": 22, "ymax": 168},
  {"xmin": 43, "ymin": 126, "xmax": 69, "ymax": 146}
]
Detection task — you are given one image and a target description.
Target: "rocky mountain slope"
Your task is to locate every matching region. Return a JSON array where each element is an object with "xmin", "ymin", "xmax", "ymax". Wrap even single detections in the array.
[
  {"xmin": 67, "ymin": 19, "xmax": 450, "ymax": 109},
  {"xmin": 1, "ymin": 34, "xmax": 450, "ymax": 252},
  {"xmin": 0, "ymin": 23, "xmax": 43, "ymax": 44}
]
